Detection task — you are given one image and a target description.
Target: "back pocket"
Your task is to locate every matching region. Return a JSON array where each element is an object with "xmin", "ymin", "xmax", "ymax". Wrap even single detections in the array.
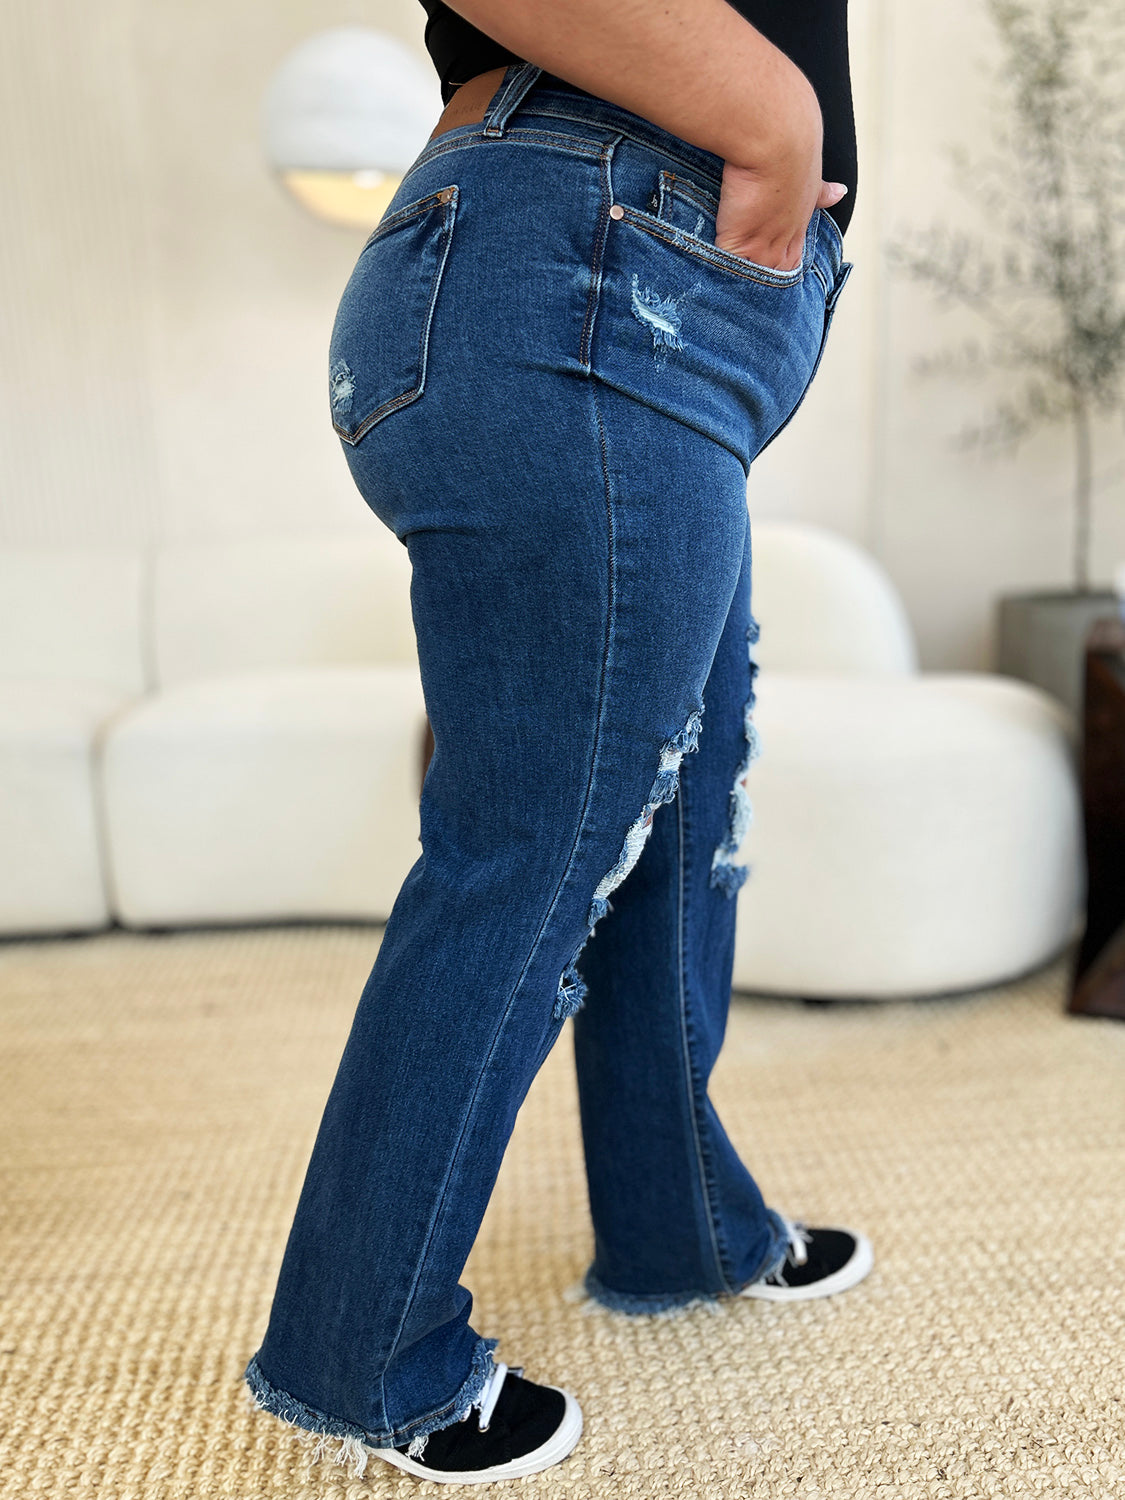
[{"xmin": 329, "ymin": 184, "xmax": 459, "ymax": 445}]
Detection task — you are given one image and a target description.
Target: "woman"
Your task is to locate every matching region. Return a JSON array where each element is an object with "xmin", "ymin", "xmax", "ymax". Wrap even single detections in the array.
[{"xmin": 246, "ymin": 0, "xmax": 873, "ymax": 1484}]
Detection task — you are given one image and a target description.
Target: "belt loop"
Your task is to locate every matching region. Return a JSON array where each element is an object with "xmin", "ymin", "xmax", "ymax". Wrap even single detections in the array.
[{"xmin": 482, "ymin": 62, "xmax": 544, "ymax": 138}]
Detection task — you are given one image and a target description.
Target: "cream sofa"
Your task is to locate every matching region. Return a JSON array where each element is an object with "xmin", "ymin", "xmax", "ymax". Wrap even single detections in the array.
[
  {"xmin": 0, "ymin": 522, "xmax": 1083, "ymax": 999},
  {"xmin": 733, "ymin": 526, "xmax": 1082, "ymax": 997},
  {"xmin": 101, "ymin": 535, "xmax": 425, "ymax": 928},
  {"xmin": 0, "ymin": 551, "xmax": 145, "ymax": 932}
]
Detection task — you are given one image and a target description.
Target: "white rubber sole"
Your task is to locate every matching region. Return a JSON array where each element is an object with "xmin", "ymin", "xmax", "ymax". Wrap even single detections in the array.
[
  {"xmin": 370, "ymin": 1387, "xmax": 583, "ymax": 1485},
  {"xmin": 739, "ymin": 1228, "xmax": 874, "ymax": 1303}
]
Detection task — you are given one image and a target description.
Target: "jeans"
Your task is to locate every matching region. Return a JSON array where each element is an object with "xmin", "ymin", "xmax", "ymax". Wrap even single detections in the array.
[{"xmin": 246, "ymin": 62, "xmax": 854, "ymax": 1457}]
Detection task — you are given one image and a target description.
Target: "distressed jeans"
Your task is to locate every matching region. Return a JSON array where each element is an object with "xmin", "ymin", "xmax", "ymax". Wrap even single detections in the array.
[{"xmin": 246, "ymin": 63, "xmax": 854, "ymax": 1456}]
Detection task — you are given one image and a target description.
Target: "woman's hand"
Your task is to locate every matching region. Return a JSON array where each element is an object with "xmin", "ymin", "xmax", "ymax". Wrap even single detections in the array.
[
  {"xmin": 715, "ymin": 90, "xmax": 847, "ymax": 272},
  {"xmin": 445, "ymin": 0, "xmax": 850, "ymax": 271}
]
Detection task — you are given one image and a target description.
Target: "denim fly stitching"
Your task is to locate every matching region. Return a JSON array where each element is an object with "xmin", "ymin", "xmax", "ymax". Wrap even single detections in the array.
[{"xmin": 710, "ymin": 616, "xmax": 762, "ymax": 896}]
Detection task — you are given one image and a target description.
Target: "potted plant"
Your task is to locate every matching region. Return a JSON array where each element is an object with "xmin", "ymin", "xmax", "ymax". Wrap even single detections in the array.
[{"xmin": 884, "ymin": 0, "xmax": 1125, "ymax": 720}]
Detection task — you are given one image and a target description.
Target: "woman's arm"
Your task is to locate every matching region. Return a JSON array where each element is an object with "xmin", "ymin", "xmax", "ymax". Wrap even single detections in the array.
[{"xmin": 442, "ymin": 0, "xmax": 847, "ymax": 271}]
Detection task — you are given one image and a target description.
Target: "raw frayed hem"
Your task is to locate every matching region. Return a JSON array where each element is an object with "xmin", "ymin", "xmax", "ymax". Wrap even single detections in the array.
[
  {"xmin": 578, "ymin": 1208, "xmax": 792, "ymax": 1319},
  {"xmin": 554, "ymin": 708, "xmax": 704, "ymax": 1021},
  {"xmin": 243, "ymin": 1335, "xmax": 499, "ymax": 1477},
  {"xmin": 580, "ymin": 1267, "xmax": 730, "ymax": 1319}
]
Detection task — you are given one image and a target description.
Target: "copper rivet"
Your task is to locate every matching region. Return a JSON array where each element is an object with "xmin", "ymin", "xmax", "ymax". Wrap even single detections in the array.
[{"xmin": 609, "ymin": 203, "xmax": 625, "ymax": 220}]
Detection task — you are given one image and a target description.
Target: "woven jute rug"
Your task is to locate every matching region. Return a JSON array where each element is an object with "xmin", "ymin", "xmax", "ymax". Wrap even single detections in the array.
[{"xmin": 1, "ymin": 925, "xmax": 1122, "ymax": 1498}]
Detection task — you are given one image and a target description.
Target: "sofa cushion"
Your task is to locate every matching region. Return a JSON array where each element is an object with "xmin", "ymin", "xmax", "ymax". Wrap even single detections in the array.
[
  {"xmin": 0, "ymin": 680, "xmax": 132, "ymax": 933},
  {"xmin": 102, "ymin": 665, "xmax": 427, "ymax": 926},
  {"xmin": 152, "ymin": 534, "xmax": 417, "ymax": 685},
  {"xmin": 732, "ymin": 672, "xmax": 1081, "ymax": 997}
]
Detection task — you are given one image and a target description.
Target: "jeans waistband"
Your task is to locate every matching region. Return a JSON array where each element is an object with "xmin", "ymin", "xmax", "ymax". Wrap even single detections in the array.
[{"xmin": 469, "ymin": 62, "xmax": 846, "ymax": 280}]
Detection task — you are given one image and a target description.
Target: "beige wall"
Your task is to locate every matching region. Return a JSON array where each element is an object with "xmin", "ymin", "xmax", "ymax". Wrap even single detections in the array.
[
  {"xmin": 3, "ymin": 0, "xmax": 1123, "ymax": 666},
  {"xmin": 0, "ymin": 0, "xmax": 418, "ymax": 552}
]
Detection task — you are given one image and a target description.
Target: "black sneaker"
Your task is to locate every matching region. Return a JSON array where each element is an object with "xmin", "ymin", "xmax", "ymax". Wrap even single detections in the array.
[
  {"xmin": 372, "ymin": 1361, "xmax": 583, "ymax": 1485},
  {"xmin": 740, "ymin": 1215, "xmax": 874, "ymax": 1302}
]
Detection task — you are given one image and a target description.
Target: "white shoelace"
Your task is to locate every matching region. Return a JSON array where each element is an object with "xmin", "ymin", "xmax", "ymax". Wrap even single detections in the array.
[
  {"xmin": 405, "ymin": 1356, "xmax": 525, "ymax": 1458},
  {"xmin": 474, "ymin": 1359, "xmax": 511, "ymax": 1432},
  {"xmin": 403, "ymin": 1359, "xmax": 521, "ymax": 1460},
  {"xmin": 784, "ymin": 1217, "xmax": 812, "ymax": 1266},
  {"xmin": 767, "ymin": 1215, "xmax": 812, "ymax": 1286}
]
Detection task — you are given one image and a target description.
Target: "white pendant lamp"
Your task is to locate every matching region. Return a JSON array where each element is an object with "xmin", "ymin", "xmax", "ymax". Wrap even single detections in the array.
[{"xmin": 263, "ymin": 27, "xmax": 442, "ymax": 229}]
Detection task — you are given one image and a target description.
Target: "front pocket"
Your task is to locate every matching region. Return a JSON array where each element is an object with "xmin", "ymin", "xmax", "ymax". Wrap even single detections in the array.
[
  {"xmin": 620, "ymin": 169, "xmax": 807, "ymax": 287},
  {"xmin": 328, "ymin": 185, "xmax": 459, "ymax": 445}
]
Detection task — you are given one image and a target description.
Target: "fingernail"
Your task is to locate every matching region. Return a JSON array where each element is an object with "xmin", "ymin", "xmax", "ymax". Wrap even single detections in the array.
[{"xmin": 831, "ymin": 183, "xmax": 848, "ymax": 198}]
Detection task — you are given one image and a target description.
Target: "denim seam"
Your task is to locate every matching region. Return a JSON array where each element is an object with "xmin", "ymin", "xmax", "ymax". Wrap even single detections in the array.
[
  {"xmin": 466, "ymin": 374, "xmax": 619, "ymax": 1023},
  {"xmin": 497, "ymin": 365, "xmax": 619, "ymax": 1011},
  {"xmin": 675, "ymin": 791, "xmax": 738, "ymax": 1294},
  {"xmin": 541, "ymin": 375, "xmax": 619, "ymax": 1007},
  {"xmin": 378, "ymin": 982, "xmax": 566, "ymax": 1419},
  {"xmin": 377, "ymin": 1087, "xmax": 494, "ymax": 1436},
  {"xmin": 579, "ymin": 141, "xmax": 617, "ymax": 369},
  {"xmin": 378, "ymin": 345, "xmax": 620, "ymax": 1390}
]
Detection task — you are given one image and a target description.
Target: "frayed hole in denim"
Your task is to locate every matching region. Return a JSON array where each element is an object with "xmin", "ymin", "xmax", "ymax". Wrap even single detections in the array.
[
  {"xmin": 553, "ymin": 709, "xmax": 703, "ymax": 1020},
  {"xmin": 710, "ymin": 619, "xmax": 763, "ymax": 896}
]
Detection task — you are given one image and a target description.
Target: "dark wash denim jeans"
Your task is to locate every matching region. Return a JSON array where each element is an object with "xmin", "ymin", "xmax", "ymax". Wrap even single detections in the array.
[{"xmin": 246, "ymin": 63, "xmax": 854, "ymax": 1457}]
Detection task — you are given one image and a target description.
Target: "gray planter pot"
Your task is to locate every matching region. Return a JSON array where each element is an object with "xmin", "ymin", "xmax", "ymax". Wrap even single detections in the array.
[{"xmin": 996, "ymin": 589, "xmax": 1118, "ymax": 723}]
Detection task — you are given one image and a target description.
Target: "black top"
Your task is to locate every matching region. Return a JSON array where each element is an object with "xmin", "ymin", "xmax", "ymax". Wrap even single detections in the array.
[{"xmin": 417, "ymin": 1, "xmax": 856, "ymax": 236}]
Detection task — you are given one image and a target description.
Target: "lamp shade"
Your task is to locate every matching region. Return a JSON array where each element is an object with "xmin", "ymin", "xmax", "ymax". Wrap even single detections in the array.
[{"xmin": 263, "ymin": 28, "xmax": 442, "ymax": 228}]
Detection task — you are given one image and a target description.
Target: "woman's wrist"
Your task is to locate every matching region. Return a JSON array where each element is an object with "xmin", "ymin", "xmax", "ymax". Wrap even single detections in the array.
[{"xmin": 723, "ymin": 71, "xmax": 823, "ymax": 177}]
